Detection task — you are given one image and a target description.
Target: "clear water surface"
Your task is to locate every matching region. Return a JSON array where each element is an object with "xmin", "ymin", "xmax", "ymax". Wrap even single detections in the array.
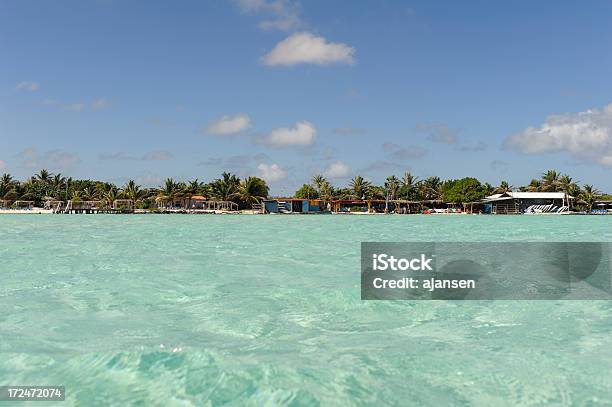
[{"xmin": 1, "ymin": 215, "xmax": 612, "ymax": 406}]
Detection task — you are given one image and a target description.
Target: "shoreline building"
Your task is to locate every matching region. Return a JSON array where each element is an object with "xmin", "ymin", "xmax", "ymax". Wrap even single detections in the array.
[
  {"xmin": 260, "ymin": 199, "xmax": 324, "ymax": 214},
  {"xmin": 476, "ymin": 192, "xmax": 572, "ymax": 214}
]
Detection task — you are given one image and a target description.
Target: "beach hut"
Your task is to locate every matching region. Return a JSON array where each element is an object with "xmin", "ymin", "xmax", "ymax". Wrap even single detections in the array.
[
  {"xmin": 476, "ymin": 192, "xmax": 572, "ymax": 214},
  {"xmin": 259, "ymin": 198, "xmax": 329, "ymax": 214},
  {"xmin": 0, "ymin": 199, "xmax": 11, "ymax": 209},
  {"xmin": 259, "ymin": 199, "xmax": 291, "ymax": 214},
  {"xmin": 390, "ymin": 200, "xmax": 421, "ymax": 214},
  {"xmin": 67, "ymin": 200, "xmax": 105, "ymax": 213},
  {"xmin": 261, "ymin": 199, "xmax": 280, "ymax": 213},
  {"xmin": 204, "ymin": 200, "xmax": 238, "ymax": 211},
  {"xmin": 275, "ymin": 198, "xmax": 316, "ymax": 213},
  {"xmin": 113, "ymin": 199, "xmax": 134, "ymax": 211},
  {"xmin": 44, "ymin": 199, "xmax": 63, "ymax": 210},
  {"xmin": 187, "ymin": 195, "xmax": 207, "ymax": 209},
  {"xmin": 154, "ymin": 196, "xmax": 170, "ymax": 209},
  {"xmin": 331, "ymin": 199, "xmax": 375, "ymax": 213},
  {"xmin": 14, "ymin": 200, "xmax": 34, "ymax": 209},
  {"xmin": 86, "ymin": 200, "xmax": 105, "ymax": 209},
  {"xmin": 307, "ymin": 199, "xmax": 325, "ymax": 213},
  {"xmin": 593, "ymin": 200, "xmax": 612, "ymax": 214}
]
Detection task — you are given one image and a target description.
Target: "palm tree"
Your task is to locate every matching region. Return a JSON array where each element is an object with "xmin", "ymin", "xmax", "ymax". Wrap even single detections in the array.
[
  {"xmin": 30, "ymin": 169, "xmax": 55, "ymax": 197},
  {"xmin": 401, "ymin": 172, "xmax": 418, "ymax": 188},
  {"xmin": 81, "ymin": 187, "xmax": 98, "ymax": 201},
  {"xmin": 385, "ymin": 175, "xmax": 400, "ymax": 201},
  {"xmin": 420, "ymin": 176, "xmax": 442, "ymax": 200},
  {"xmin": 122, "ymin": 180, "xmax": 146, "ymax": 208},
  {"xmin": 0, "ymin": 173, "xmax": 18, "ymax": 202},
  {"xmin": 541, "ymin": 170, "xmax": 560, "ymax": 192},
  {"xmin": 567, "ymin": 184, "xmax": 581, "ymax": 204},
  {"xmin": 182, "ymin": 179, "xmax": 203, "ymax": 208},
  {"xmin": 100, "ymin": 184, "xmax": 119, "ymax": 208},
  {"xmin": 312, "ymin": 174, "xmax": 327, "ymax": 195},
  {"xmin": 210, "ymin": 172, "xmax": 240, "ymax": 201},
  {"xmin": 399, "ymin": 171, "xmax": 419, "ymax": 200},
  {"xmin": 95, "ymin": 183, "xmax": 110, "ymax": 202},
  {"xmin": 367, "ymin": 185, "xmax": 386, "ymax": 200},
  {"xmin": 35, "ymin": 169, "xmax": 53, "ymax": 183},
  {"xmin": 71, "ymin": 190, "xmax": 83, "ymax": 202},
  {"xmin": 493, "ymin": 180, "xmax": 513, "ymax": 194},
  {"xmin": 1, "ymin": 173, "xmax": 15, "ymax": 187},
  {"xmin": 185, "ymin": 179, "xmax": 201, "ymax": 195},
  {"xmin": 319, "ymin": 180, "xmax": 334, "ymax": 200},
  {"xmin": 51, "ymin": 173, "xmax": 66, "ymax": 189},
  {"xmin": 349, "ymin": 175, "xmax": 371, "ymax": 199},
  {"xmin": 558, "ymin": 174, "xmax": 578, "ymax": 208},
  {"xmin": 237, "ymin": 177, "xmax": 269, "ymax": 207},
  {"xmin": 580, "ymin": 184, "xmax": 600, "ymax": 213},
  {"xmin": 156, "ymin": 178, "xmax": 182, "ymax": 208},
  {"xmin": 525, "ymin": 179, "xmax": 542, "ymax": 192}
]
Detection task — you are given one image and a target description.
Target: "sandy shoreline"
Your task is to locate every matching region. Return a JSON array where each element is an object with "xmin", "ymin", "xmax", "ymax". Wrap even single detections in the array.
[
  {"xmin": 0, "ymin": 208, "xmax": 606, "ymax": 215},
  {"xmin": 0, "ymin": 208, "xmax": 260, "ymax": 215},
  {"xmin": 0, "ymin": 209, "xmax": 54, "ymax": 214}
]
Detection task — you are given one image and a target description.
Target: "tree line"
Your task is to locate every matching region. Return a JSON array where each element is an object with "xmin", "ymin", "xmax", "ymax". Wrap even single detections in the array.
[
  {"xmin": 0, "ymin": 169, "xmax": 608, "ymax": 211},
  {"xmin": 0, "ymin": 170, "xmax": 269, "ymax": 209},
  {"xmin": 295, "ymin": 170, "xmax": 608, "ymax": 211}
]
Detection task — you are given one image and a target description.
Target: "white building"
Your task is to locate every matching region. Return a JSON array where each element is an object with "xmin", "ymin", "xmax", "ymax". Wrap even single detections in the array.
[{"xmin": 480, "ymin": 192, "xmax": 572, "ymax": 214}]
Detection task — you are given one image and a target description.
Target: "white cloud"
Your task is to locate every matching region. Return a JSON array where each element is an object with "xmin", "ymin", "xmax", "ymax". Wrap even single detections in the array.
[
  {"xmin": 257, "ymin": 163, "xmax": 287, "ymax": 182},
  {"xmin": 92, "ymin": 98, "xmax": 111, "ymax": 109},
  {"xmin": 505, "ymin": 103, "xmax": 612, "ymax": 166},
  {"xmin": 206, "ymin": 113, "xmax": 252, "ymax": 135},
  {"xmin": 324, "ymin": 160, "xmax": 350, "ymax": 179},
  {"xmin": 0, "ymin": 160, "xmax": 6, "ymax": 170},
  {"xmin": 16, "ymin": 81, "xmax": 39, "ymax": 92},
  {"xmin": 261, "ymin": 120, "xmax": 316, "ymax": 146},
  {"xmin": 262, "ymin": 32, "xmax": 355, "ymax": 66},
  {"xmin": 236, "ymin": 0, "xmax": 301, "ymax": 31}
]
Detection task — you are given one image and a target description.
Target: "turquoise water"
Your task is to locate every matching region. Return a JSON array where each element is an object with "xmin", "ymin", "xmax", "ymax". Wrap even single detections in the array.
[{"xmin": 1, "ymin": 215, "xmax": 612, "ymax": 406}]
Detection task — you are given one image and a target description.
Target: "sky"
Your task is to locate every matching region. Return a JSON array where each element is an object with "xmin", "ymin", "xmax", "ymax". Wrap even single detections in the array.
[{"xmin": 2, "ymin": 0, "xmax": 612, "ymax": 195}]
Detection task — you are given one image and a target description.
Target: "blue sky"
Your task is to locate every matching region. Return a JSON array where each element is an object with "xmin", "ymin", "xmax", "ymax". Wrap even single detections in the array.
[{"xmin": 2, "ymin": 0, "xmax": 612, "ymax": 194}]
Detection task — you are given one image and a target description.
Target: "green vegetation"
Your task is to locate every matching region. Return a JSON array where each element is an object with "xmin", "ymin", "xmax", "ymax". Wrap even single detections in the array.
[
  {"xmin": 292, "ymin": 171, "xmax": 608, "ymax": 212},
  {"xmin": 0, "ymin": 170, "xmax": 269, "ymax": 209},
  {"xmin": 441, "ymin": 178, "xmax": 488, "ymax": 204},
  {"xmin": 295, "ymin": 184, "xmax": 319, "ymax": 199},
  {"xmin": 237, "ymin": 177, "xmax": 269, "ymax": 206},
  {"xmin": 0, "ymin": 169, "xmax": 609, "ymax": 212}
]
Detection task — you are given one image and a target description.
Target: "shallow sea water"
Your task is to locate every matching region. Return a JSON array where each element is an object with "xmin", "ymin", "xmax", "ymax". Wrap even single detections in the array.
[{"xmin": 1, "ymin": 214, "xmax": 612, "ymax": 406}]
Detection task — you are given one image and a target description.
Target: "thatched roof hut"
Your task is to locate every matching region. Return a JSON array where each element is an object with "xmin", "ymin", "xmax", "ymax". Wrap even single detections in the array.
[{"xmin": 112, "ymin": 199, "xmax": 134, "ymax": 210}]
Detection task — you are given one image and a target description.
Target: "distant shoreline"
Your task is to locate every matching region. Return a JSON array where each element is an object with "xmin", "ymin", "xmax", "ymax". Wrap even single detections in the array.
[{"xmin": 1, "ymin": 208, "xmax": 610, "ymax": 216}]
